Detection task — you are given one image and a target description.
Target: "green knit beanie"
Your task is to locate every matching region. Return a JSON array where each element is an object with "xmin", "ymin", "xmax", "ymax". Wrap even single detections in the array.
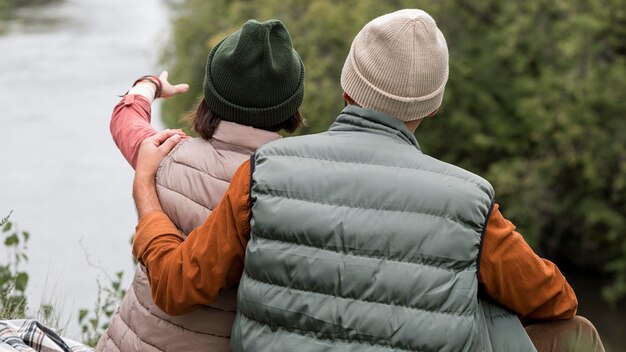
[{"xmin": 203, "ymin": 19, "xmax": 305, "ymax": 128}]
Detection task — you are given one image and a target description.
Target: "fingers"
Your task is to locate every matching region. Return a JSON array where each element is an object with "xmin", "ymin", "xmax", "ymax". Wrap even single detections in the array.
[
  {"xmin": 148, "ymin": 129, "xmax": 183, "ymax": 145},
  {"xmin": 157, "ymin": 70, "xmax": 189, "ymax": 98},
  {"xmin": 135, "ymin": 128, "xmax": 185, "ymax": 180},
  {"xmin": 159, "ymin": 133, "xmax": 182, "ymax": 154},
  {"xmin": 174, "ymin": 83, "xmax": 189, "ymax": 93}
]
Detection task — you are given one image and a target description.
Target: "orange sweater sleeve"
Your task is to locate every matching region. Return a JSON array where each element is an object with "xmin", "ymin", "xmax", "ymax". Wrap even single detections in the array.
[
  {"xmin": 479, "ymin": 203, "xmax": 578, "ymax": 324},
  {"xmin": 132, "ymin": 160, "xmax": 252, "ymax": 315}
]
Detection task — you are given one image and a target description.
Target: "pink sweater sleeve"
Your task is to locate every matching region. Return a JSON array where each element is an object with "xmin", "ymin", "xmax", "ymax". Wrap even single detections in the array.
[{"xmin": 110, "ymin": 94, "xmax": 158, "ymax": 169}]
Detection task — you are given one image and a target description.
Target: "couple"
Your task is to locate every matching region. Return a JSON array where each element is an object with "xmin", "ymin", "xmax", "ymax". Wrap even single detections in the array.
[{"xmin": 97, "ymin": 9, "xmax": 604, "ymax": 352}]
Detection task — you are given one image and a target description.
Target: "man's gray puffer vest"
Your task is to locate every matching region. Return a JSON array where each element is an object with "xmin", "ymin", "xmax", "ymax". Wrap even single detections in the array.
[
  {"xmin": 97, "ymin": 122, "xmax": 280, "ymax": 352},
  {"xmin": 231, "ymin": 106, "xmax": 535, "ymax": 352}
]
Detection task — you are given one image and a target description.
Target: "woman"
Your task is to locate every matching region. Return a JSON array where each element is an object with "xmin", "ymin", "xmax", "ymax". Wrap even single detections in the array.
[{"xmin": 97, "ymin": 19, "xmax": 305, "ymax": 352}]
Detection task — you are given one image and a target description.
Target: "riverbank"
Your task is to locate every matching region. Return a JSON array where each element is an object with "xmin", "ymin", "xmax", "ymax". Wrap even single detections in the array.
[{"xmin": 0, "ymin": 0, "xmax": 168, "ymax": 338}]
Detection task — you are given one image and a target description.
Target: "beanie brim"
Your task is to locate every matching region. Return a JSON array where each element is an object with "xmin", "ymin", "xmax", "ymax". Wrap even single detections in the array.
[
  {"xmin": 203, "ymin": 39, "xmax": 305, "ymax": 129},
  {"xmin": 340, "ymin": 45, "xmax": 447, "ymax": 122}
]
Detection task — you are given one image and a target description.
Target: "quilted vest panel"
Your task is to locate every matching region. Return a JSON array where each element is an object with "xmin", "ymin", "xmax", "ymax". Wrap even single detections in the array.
[
  {"xmin": 99, "ymin": 123, "xmax": 280, "ymax": 352},
  {"xmin": 232, "ymin": 106, "xmax": 535, "ymax": 352}
]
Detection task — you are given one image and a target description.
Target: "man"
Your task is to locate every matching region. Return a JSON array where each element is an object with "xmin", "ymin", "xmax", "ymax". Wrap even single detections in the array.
[{"xmin": 132, "ymin": 9, "xmax": 604, "ymax": 351}]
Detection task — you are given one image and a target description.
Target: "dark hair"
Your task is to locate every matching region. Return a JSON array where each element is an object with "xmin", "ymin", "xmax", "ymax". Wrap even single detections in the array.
[
  {"xmin": 190, "ymin": 99, "xmax": 221, "ymax": 140},
  {"xmin": 190, "ymin": 99, "xmax": 305, "ymax": 139},
  {"xmin": 263, "ymin": 109, "xmax": 305, "ymax": 134}
]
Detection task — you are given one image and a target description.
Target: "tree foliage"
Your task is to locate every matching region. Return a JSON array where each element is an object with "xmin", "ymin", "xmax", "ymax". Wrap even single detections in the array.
[{"xmin": 161, "ymin": 0, "xmax": 626, "ymax": 301}]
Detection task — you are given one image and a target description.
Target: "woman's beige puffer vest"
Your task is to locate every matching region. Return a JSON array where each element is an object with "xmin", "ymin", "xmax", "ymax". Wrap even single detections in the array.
[{"xmin": 97, "ymin": 121, "xmax": 280, "ymax": 352}]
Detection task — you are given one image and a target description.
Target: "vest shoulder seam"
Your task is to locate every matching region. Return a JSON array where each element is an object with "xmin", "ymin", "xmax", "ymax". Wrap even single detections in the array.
[
  {"xmin": 256, "ymin": 189, "xmax": 480, "ymax": 232},
  {"xmin": 258, "ymin": 152, "xmax": 492, "ymax": 193},
  {"xmin": 237, "ymin": 310, "xmax": 434, "ymax": 352},
  {"xmin": 244, "ymin": 270, "xmax": 475, "ymax": 318}
]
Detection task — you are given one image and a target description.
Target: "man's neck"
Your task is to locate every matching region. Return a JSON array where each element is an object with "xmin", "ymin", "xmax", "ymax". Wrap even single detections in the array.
[
  {"xmin": 343, "ymin": 100, "xmax": 423, "ymax": 133},
  {"xmin": 404, "ymin": 119, "xmax": 422, "ymax": 133}
]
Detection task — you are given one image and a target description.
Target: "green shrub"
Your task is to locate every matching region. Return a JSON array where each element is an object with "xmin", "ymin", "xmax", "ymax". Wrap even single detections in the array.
[
  {"xmin": 78, "ymin": 271, "xmax": 126, "ymax": 347},
  {"xmin": 0, "ymin": 212, "xmax": 127, "ymax": 346},
  {"xmin": 0, "ymin": 211, "xmax": 30, "ymax": 319}
]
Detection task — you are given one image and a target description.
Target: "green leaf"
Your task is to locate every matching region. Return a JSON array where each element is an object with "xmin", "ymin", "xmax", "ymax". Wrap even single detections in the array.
[
  {"xmin": 21, "ymin": 231, "xmax": 29, "ymax": 242},
  {"xmin": 40, "ymin": 304, "xmax": 54, "ymax": 319},
  {"xmin": 4, "ymin": 234, "xmax": 18, "ymax": 246},
  {"xmin": 2, "ymin": 221, "xmax": 12, "ymax": 233},
  {"xmin": 15, "ymin": 272, "xmax": 28, "ymax": 291},
  {"xmin": 78, "ymin": 309, "xmax": 88, "ymax": 323}
]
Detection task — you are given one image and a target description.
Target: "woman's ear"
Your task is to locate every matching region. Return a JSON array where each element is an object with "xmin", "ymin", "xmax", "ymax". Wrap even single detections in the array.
[{"xmin": 342, "ymin": 92, "xmax": 357, "ymax": 106}]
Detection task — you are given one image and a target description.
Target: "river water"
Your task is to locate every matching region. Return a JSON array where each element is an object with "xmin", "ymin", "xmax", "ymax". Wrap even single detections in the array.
[
  {"xmin": 1, "ymin": 0, "xmax": 625, "ymax": 349},
  {"xmin": 0, "ymin": 0, "xmax": 167, "ymax": 338}
]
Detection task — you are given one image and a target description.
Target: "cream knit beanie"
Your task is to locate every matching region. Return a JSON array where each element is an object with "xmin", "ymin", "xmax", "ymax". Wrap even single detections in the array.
[{"xmin": 341, "ymin": 9, "xmax": 449, "ymax": 121}]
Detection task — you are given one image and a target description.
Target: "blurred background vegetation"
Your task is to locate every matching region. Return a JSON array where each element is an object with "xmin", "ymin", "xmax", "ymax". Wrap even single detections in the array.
[
  {"xmin": 161, "ymin": 0, "xmax": 626, "ymax": 303},
  {"xmin": 0, "ymin": 0, "xmax": 58, "ymax": 13}
]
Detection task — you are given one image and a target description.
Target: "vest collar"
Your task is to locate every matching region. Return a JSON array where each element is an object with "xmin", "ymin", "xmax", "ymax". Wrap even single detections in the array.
[
  {"xmin": 212, "ymin": 120, "xmax": 282, "ymax": 151},
  {"xmin": 330, "ymin": 105, "xmax": 421, "ymax": 151}
]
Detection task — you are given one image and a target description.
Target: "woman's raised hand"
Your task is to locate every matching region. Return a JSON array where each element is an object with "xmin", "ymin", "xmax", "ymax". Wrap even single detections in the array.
[{"xmin": 159, "ymin": 71, "xmax": 189, "ymax": 99}]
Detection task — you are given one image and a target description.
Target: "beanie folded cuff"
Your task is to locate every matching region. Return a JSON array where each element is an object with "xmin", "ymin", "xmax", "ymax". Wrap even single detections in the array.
[{"xmin": 204, "ymin": 76, "xmax": 304, "ymax": 128}]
